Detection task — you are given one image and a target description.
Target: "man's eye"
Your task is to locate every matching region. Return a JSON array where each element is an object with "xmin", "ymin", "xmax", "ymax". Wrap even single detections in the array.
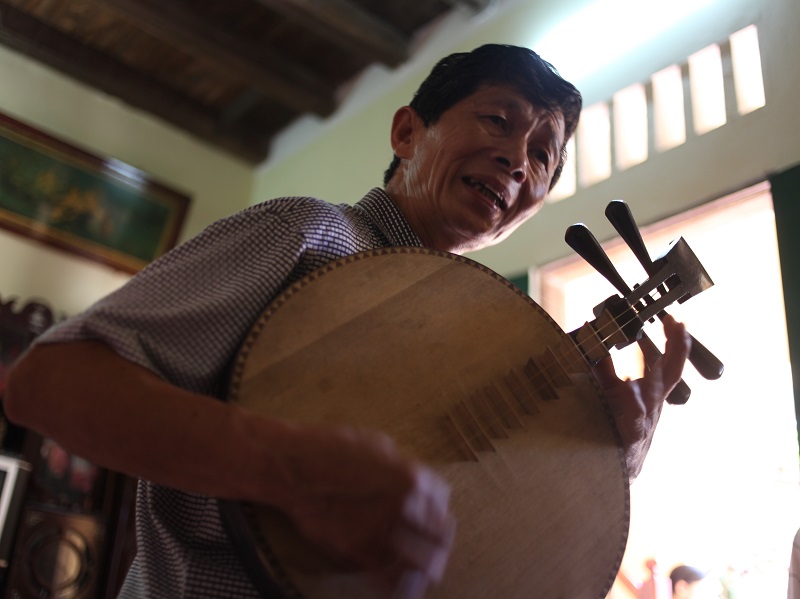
[
  {"xmin": 530, "ymin": 149, "xmax": 550, "ymax": 167},
  {"xmin": 484, "ymin": 115, "xmax": 506, "ymax": 128}
]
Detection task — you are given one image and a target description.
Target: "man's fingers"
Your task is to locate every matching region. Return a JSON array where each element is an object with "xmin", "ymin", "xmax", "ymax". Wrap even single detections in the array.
[
  {"xmin": 394, "ymin": 466, "xmax": 455, "ymax": 582},
  {"xmin": 660, "ymin": 315, "xmax": 692, "ymax": 392},
  {"xmin": 588, "ymin": 316, "xmax": 692, "ymax": 481},
  {"xmin": 393, "ymin": 570, "xmax": 430, "ymax": 599},
  {"xmin": 402, "ymin": 466, "xmax": 451, "ymax": 537},
  {"xmin": 391, "ymin": 516, "xmax": 456, "ymax": 582},
  {"xmin": 592, "ymin": 354, "xmax": 621, "ymax": 389}
]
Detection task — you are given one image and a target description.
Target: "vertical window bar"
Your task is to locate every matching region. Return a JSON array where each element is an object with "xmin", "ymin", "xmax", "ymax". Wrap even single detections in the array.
[
  {"xmin": 608, "ymin": 98, "xmax": 618, "ymax": 177},
  {"xmin": 644, "ymin": 80, "xmax": 657, "ymax": 160},
  {"xmin": 719, "ymin": 39, "xmax": 740, "ymax": 126},
  {"xmin": 681, "ymin": 62, "xmax": 696, "ymax": 140}
]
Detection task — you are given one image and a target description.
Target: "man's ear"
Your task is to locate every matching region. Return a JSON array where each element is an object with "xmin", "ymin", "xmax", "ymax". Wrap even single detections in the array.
[{"xmin": 390, "ymin": 106, "xmax": 421, "ymax": 160}]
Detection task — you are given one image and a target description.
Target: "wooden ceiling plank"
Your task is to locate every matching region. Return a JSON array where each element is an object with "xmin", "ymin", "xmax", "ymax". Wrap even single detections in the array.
[
  {"xmin": 220, "ymin": 88, "xmax": 265, "ymax": 127},
  {"xmin": 253, "ymin": 0, "xmax": 409, "ymax": 66},
  {"xmin": 85, "ymin": 0, "xmax": 336, "ymax": 115},
  {"xmin": 0, "ymin": 1, "xmax": 269, "ymax": 163}
]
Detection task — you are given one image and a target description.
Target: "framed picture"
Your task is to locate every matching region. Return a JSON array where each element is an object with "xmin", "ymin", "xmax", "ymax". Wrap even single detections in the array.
[{"xmin": 0, "ymin": 111, "xmax": 190, "ymax": 273}]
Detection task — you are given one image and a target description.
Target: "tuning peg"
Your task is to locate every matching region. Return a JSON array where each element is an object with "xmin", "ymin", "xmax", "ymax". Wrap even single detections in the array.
[
  {"xmin": 564, "ymin": 224, "xmax": 691, "ymax": 405},
  {"xmin": 604, "ymin": 200, "xmax": 653, "ymax": 276},
  {"xmin": 605, "ymin": 201, "xmax": 724, "ymax": 381},
  {"xmin": 565, "ymin": 224, "xmax": 631, "ymax": 296}
]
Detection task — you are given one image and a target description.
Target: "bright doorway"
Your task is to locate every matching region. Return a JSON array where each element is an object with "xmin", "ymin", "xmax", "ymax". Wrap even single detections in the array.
[{"xmin": 538, "ymin": 182, "xmax": 800, "ymax": 598}]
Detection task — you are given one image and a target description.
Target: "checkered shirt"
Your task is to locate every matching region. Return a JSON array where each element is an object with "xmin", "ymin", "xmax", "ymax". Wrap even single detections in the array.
[{"xmin": 36, "ymin": 188, "xmax": 423, "ymax": 598}]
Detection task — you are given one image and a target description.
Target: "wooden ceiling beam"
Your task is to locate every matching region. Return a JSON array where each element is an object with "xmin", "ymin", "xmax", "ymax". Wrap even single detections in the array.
[
  {"xmin": 87, "ymin": 0, "xmax": 336, "ymax": 116},
  {"xmin": 253, "ymin": 0, "xmax": 409, "ymax": 67},
  {"xmin": 0, "ymin": 1, "xmax": 270, "ymax": 163}
]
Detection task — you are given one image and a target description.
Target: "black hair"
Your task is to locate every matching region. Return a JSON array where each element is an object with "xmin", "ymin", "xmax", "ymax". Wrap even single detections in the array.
[
  {"xmin": 382, "ymin": 44, "xmax": 582, "ymax": 189},
  {"xmin": 669, "ymin": 565, "xmax": 706, "ymax": 589}
]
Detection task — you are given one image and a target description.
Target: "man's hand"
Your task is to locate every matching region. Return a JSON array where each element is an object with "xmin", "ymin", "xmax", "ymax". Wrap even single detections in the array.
[
  {"xmin": 591, "ymin": 314, "xmax": 692, "ymax": 480},
  {"xmin": 272, "ymin": 424, "xmax": 455, "ymax": 598}
]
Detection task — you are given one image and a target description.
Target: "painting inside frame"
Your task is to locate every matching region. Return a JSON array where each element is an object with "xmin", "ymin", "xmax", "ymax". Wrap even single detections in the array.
[{"xmin": 0, "ymin": 112, "xmax": 190, "ymax": 273}]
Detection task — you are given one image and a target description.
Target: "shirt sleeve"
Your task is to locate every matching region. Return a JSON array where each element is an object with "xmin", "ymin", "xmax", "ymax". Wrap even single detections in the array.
[{"xmin": 36, "ymin": 205, "xmax": 309, "ymax": 398}]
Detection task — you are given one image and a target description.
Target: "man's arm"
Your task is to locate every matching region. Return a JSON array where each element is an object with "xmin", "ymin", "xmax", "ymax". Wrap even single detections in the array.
[{"xmin": 4, "ymin": 339, "xmax": 454, "ymax": 587}]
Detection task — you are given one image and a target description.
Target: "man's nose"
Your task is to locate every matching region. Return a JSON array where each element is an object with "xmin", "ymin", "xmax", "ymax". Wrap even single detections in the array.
[{"xmin": 494, "ymin": 140, "xmax": 528, "ymax": 183}]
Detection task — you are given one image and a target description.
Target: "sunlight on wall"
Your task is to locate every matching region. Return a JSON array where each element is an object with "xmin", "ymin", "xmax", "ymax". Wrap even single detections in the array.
[
  {"xmin": 534, "ymin": 0, "xmax": 718, "ymax": 84},
  {"xmin": 539, "ymin": 183, "xmax": 800, "ymax": 598}
]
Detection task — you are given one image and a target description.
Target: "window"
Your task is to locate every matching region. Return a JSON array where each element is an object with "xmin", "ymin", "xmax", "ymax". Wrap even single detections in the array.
[
  {"xmin": 576, "ymin": 102, "xmax": 611, "ymax": 187},
  {"xmin": 548, "ymin": 137, "xmax": 576, "ymax": 202},
  {"xmin": 546, "ymin": 25, "xmax": 766, "ymax": 203},
  {"xmin": 730, "ymin": 24, "xmax": 766, "ymax": 115},
  {"xmin": 688, "ymin": 44, "xmax": 727, "ymax": 134},
  {"xmin": 613, "ymin": 83, "xmax": 648, "ymax": 170},
  {"xmin": 651, "ymin": 64, "xmax": 686, "ymax": 152}
]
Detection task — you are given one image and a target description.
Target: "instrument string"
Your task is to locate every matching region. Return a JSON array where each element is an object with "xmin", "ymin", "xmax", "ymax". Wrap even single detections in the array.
[
  {"xmin": 243, "ymin": 248, "xmax": 669, "ymax": 466},
  {"xmin": 429, "ymin": 297, "xmax": 658, "ymax": 463}
]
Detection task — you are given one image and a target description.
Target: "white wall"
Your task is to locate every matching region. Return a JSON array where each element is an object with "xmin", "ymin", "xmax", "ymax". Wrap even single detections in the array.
[{"xmin": 0, "ymin": 45, "xmax": 255, "ymax": 315}]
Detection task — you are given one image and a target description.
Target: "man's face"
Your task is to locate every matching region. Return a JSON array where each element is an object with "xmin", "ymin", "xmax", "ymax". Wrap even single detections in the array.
[{"xmin": 390, "ymin": 84, "xmax": 566, "ymax": 253}]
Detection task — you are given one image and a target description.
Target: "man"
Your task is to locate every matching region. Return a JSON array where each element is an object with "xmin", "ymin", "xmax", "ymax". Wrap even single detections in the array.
[{"xmin": 3, "ymin": 44, "xmax": 690, "ymax": 598}]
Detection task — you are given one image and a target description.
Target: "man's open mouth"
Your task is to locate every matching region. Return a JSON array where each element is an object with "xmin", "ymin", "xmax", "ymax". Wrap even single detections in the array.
[{"xmin": 465, "ymin": 177, "xmax": 506, "ymax": 210}]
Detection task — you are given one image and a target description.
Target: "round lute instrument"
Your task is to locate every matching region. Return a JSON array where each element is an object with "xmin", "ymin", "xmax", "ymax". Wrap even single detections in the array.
[{"xmin": 222, "ymin": 247, "xmax": 630, "ymax": 599}]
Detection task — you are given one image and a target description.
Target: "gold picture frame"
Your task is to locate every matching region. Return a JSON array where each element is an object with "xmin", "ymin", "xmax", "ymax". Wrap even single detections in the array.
[{"xmin": 0, "ymin": 111, "xmax": 190, "ymax": 273}]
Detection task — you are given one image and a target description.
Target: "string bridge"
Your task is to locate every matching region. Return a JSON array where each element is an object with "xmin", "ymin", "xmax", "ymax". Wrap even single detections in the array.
[{"xmin": 570, "ymin": 295, "xmax": 640, "ymax": 365}]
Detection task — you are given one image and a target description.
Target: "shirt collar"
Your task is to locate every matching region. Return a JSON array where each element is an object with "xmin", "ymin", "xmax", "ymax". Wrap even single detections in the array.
[{"xmin": 356, "ymin": 188, "xmax": 423, "ymax": 248}]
